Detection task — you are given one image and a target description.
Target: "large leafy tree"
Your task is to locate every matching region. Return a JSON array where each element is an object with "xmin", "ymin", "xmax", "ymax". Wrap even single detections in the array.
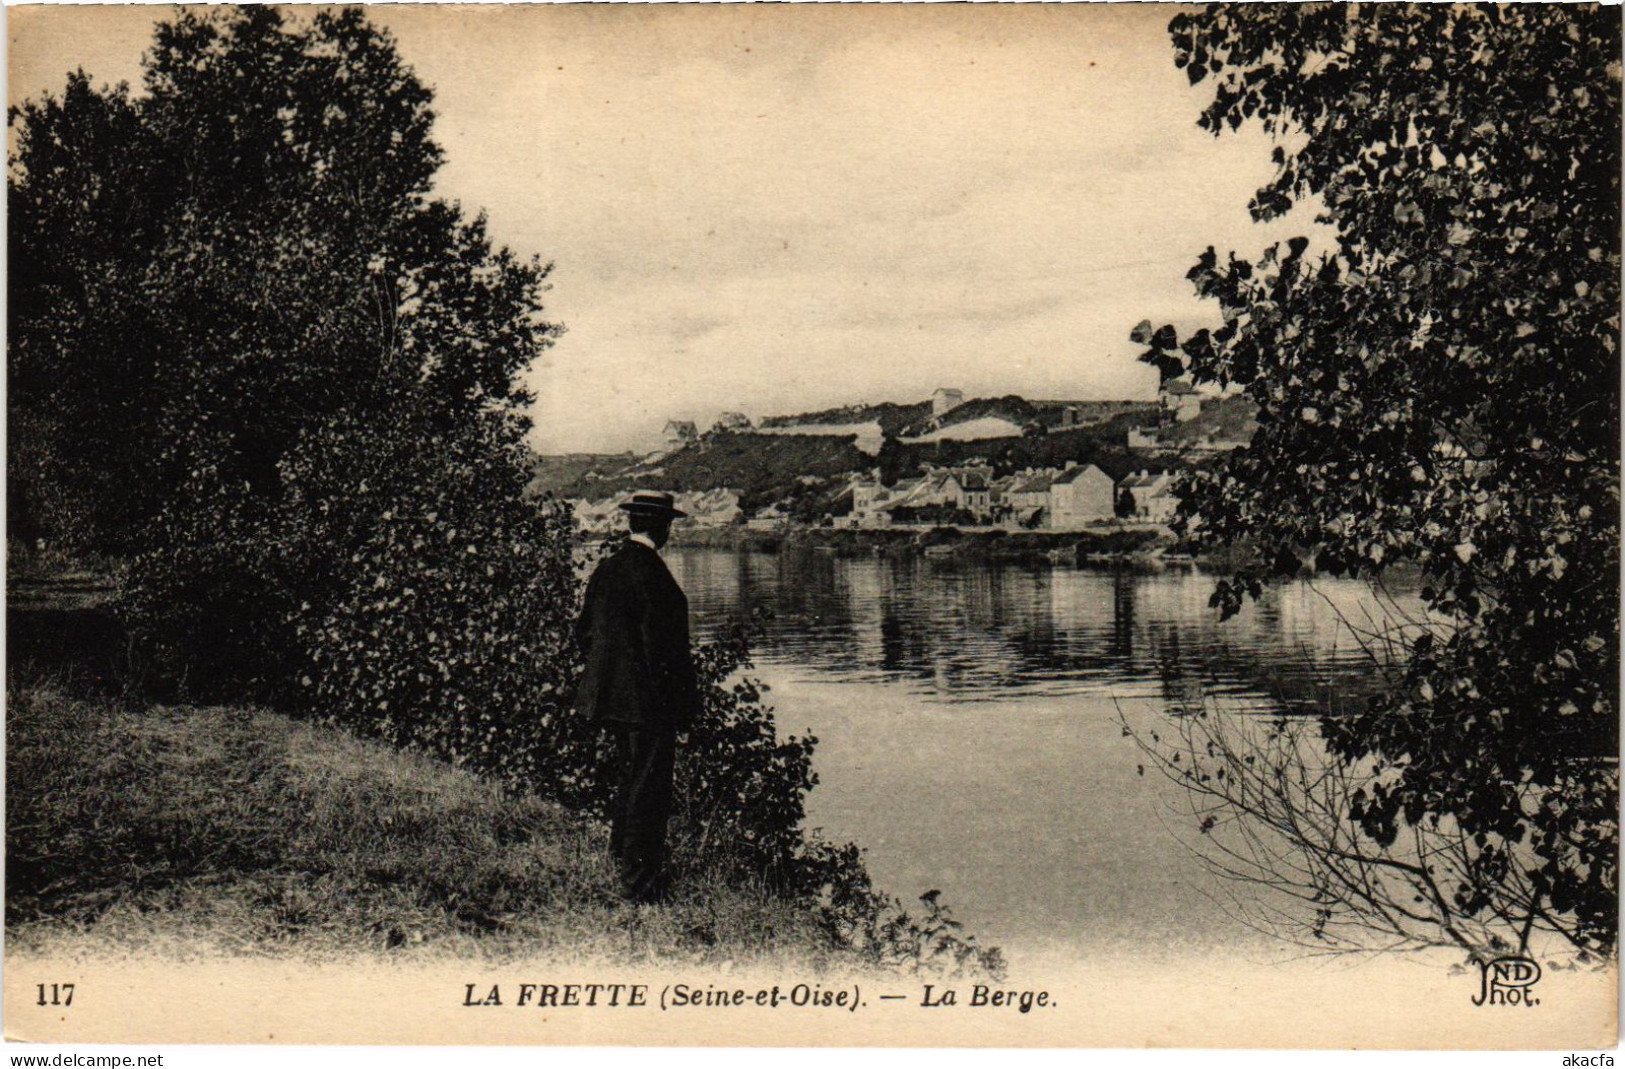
[
  {"xmin": 10, "ymin": 7, "xmax": 569, "ymax": 702},
  {"xmin": 1140, "ymin": 5, "xmax": 1619, "ymax": 955},
  {"xmin": 9, "ymin": 6, "xmax": 552, "ymax": 550}
]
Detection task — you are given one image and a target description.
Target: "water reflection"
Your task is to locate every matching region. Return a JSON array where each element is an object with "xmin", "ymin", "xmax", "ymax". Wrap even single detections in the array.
[
  {"xmin": 670, "ymin": 547, "xmax": 1414, "ymax": 715},
  {"xmin": 666, "ymin": 547, "xmax": 1427, "ymax": 961}
]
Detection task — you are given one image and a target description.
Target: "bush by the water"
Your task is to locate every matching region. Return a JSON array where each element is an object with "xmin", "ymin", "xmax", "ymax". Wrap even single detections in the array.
[{"xmin": 283, "ymin": 410, "xmax": 584, "ymax": 793}]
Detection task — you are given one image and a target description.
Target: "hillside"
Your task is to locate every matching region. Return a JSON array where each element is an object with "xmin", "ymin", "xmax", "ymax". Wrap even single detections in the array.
[
  {"xmin": 897, "ymin": 397, "xmax": 1153, "ymax": 438},
  {"xmin": 551, "ymin": 431, "xmax": 870, "ymax": 512},
  {"xmin": 527, "ymin": 452, "xmax": 639, "ymax": 498},
  {"xmin": 541, "ymin": 396, "xmax": 1179, "ymax": 520},
  {"xmin": 729, "ymin": 394, "xmax": 1155, "ymax": 451},
  {"xmin": 878, "ymin": 418, "xmax": 1172, "ymax": 485},
  {"xmin": 761, "ymin": 400, "xmax": 932, "ymax": 439},
  {"xmin": 1156, "ymin": 393, "xmax": 1259, "ymax": 446}
]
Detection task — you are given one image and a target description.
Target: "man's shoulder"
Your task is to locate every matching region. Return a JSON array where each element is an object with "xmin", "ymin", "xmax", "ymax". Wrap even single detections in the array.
[{"xmin": 593, "ymin": 542, "xmax": 666, "ymax": 582}]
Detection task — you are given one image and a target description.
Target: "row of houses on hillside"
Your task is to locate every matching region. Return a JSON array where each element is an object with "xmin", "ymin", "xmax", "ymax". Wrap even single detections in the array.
[
  {"xmin": 572, "ymin": 488, "xmax": 744, "ymax": 533},
  {"xmin": 652, "ymin": 413, "xmax": 752, "ymax": 457},
  {"xmin": 567, "ymin": 464, "xmax": 1177, "ymax": 534},
  {"xmin": 841, "ymin": 463, "xmax": 1178, "ymax": 531},
  {"xmin": 846, "ymin": 465, "xmax": 993, "ymax": 525}
]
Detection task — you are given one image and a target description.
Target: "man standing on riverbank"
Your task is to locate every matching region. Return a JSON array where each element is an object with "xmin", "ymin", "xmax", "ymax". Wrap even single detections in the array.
[{"xmin": 574, "ymin": 490, "xmax": 701, "ymax": 903}]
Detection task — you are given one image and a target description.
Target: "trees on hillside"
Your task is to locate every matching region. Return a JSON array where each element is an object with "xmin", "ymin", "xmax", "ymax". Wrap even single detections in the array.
[{"xmin": 1136, "ymin": 5, "xmax": 1619, "ymax": 957}]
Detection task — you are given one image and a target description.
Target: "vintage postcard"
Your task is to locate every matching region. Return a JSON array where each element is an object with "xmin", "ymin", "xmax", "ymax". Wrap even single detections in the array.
[{"xmin": 5, "ymin": 1, "xmax": 1619, "ymax": 1053}]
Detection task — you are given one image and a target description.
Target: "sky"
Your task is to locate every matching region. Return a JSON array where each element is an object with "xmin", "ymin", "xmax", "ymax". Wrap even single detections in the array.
[{"xmin": 9, "ymin": 4, "xmax": 1316, "ymax": 455}]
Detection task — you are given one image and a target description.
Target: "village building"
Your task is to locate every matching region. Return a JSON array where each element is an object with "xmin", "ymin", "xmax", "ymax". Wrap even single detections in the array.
[
  {"xmin": 883, "ymin": 476, "xmax": 930, "ymax": 510},
  {"xmin": 571, "ymin": 487, "xmax": 742, "ymax": 531},
  {"xmin": 1005, "ymin": 469, "xmax": 1058, "ymax": 527},
  {"xmin": 989, "ymin": 474, "xmax": 1019, "ymax": 522},
  {"xmin": 662, "ymin": 419, "xmax": 699, "ymax": 450},
  {"xmin": 931, "ymin": 387, "xmax": 965, "ymax": 418},
  {"xmin": 831, "ymin": 472, "xmax": 898, "ymax": 528},
  {"xmin": 877, "ymin": 474, "xmax": 948, "ymax": 524},
  {"xmin": 1159, "ymin": 379, "xmax": 1203, "ymax": 422},
  {"xmin": 937, "ymin": 469, "xmax": 993, "ymax": 520},
  {"xmin": 675, "ymin": 488, "xmax": 743, "ymax": 526},
  {"xmin": 1048, "ymin": 462, "xmax": 1116, "ymax": 528},
  {"xmin": 746, "ymin": 502, "xmax": 791, "ymax": 530},
  {"xmin": 571, "ymin": 497, "xmax": 604, "ymax": 530},
  {"xmin": 711, "ymin": 411, "xmax": 752, "ymax": 433},
  {"xmin": 571, "ymin": 494, "xmax": 632, "ymax": 533},
  {"xmin": 846, "ymin": 472, "xmax": 884, "ymax": 516},
  {"xmin": 1117, "ymin": 470, "xmax": 1178, "ymax": 523},
  {"xmin": 1127, "ymin": 426, "xmax": 1161, "ymax": 450}
]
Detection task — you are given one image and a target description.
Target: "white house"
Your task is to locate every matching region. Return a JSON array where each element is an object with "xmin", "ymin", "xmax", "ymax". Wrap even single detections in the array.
[
  {"xmin": 939, "ymin": 469, "xmax": 993, "ymax": 520},
  {"xmin": 1005, "ymin": 469, "xmax": 1058, "ymax": 527},
  {"xmin": 1159, "ymin": 380, "xmax": 1203, "ymax": 422},
  {"xmin": 1127, "ymin": 426, "xmax": 1161, "ymax": 450},
  {"xmin": 839, "ymin": 472, "xmax": 896, "ymax": 528},
  {"xmin": 571, "ymin": 495, "xmax": 631, "ymax": 533},
  {"xmin": 1118, "ymin": 470, "xmax": 1178, "ymax": 523},
  {"xmin": 675, "ymin": 488, "xmax": 743, "ymax": 526},
  {"xmin": 662, "ymin": 420, "xmax": 699, "ymax": 450},
  {"xmin": 1048, "ymin": 463, "xmax": 1116, "ymax": 528}
]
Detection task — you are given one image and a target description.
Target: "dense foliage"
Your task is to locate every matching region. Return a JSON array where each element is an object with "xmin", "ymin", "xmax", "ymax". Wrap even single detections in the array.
[
  {"xmin": 11, "ymin": 8, "xmax": 552, "ymax": 555},
  {"xmin": 1139, "ymin": 4, "xmax": 1619, "ymax": 956},
  {"xmin": 285, "ymin": 412, "xmax": 583, "ymax": 788},
  {"xmin": 10, "ymin": 7, "xmax": 564, "ymax": 699},
  {"xmin": 673, "ymin": 621, "xmax": 820, "ymax": 883}
]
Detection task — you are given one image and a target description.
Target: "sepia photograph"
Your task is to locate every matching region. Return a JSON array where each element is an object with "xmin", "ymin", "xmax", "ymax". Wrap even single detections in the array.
[{"xmin": 4, "ymin": 1, "xmax": 1619, "ymax": 1052}]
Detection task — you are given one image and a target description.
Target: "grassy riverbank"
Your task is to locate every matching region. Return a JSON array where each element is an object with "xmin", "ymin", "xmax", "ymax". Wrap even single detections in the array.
[{"xmin": 5, "ymin": 682, "xmax": 861, "ymax": 967}]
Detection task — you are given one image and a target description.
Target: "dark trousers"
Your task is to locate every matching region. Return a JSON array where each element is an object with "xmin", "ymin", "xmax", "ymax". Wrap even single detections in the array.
[{"xmin": 608, "ymin": 726, "xmax": 677, "ymax": 902}]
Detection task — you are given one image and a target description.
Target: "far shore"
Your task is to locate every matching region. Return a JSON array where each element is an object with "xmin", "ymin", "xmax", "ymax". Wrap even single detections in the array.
[
  {"xmin": 657, "ymin": 522, "xmax": 1207, "ymax": 567},
  {"xmin": 652, "ymin": 526, "xmax": 1422, "ymax": 585}
]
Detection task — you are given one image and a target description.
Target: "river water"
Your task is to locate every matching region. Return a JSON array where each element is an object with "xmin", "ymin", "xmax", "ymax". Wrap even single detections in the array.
[{"xmin": 667, "ymin": 546, "xmax": 1424, "ymax": 969}]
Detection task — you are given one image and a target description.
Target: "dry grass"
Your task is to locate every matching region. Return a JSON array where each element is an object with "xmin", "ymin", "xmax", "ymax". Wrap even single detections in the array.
[{"xmin": 6, "ymin": 684, "xmax": 860, "ymax": 969}]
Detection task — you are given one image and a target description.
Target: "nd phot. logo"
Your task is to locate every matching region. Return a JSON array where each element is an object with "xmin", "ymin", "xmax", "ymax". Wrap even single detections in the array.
[{"xmin": 1471, "ymin": 955, "xmax": 1542, "ymax": 1007}]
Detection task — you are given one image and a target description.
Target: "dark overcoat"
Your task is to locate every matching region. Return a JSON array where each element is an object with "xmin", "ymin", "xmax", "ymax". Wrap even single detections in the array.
[{"xmin": 574, "ymin": 540, "xmax": 701, "ymax": 732}]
